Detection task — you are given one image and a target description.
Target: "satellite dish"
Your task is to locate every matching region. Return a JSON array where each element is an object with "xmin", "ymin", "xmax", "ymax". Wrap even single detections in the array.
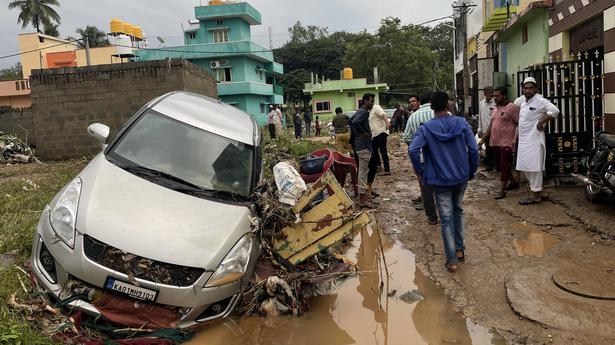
[{"xmin": 156, "ymin": 36, "xmax": 165, "ymax": 44}]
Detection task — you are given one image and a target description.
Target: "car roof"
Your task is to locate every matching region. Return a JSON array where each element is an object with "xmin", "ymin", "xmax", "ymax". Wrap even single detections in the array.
[{"xmin": 150, "ymin": 91, "xmax": 259, "ymax": 146}]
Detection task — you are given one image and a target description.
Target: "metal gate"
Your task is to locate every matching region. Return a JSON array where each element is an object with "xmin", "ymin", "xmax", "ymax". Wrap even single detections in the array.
[{"xmin": 517, "ymin": 48, "xmax": 604, "ymax": 177}]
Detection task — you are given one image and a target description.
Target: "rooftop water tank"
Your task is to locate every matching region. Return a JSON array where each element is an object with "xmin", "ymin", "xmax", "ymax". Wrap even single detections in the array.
[
  {"xmin": 343, "ymin": 67, "xmax": 353, "ymax": 80},
  {"xmin": 208, "ymin": 0, "xmax": 226, "ymax": 5},
  {"xmin": 123, "ymin": 23, "xmax": 134, "ymax": 37},
  {"xmin": 110, "ymin": 18, "xmax": 123, "ymax": 35},
  {"xmin": 133, "ymin": 26, "xmax": 143, "ymax": 40}
]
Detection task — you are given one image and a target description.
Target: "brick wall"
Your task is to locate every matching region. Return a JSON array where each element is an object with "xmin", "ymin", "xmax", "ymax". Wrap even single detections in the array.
[{"xmin": 7, "ymin": 60, "xmax": 218, "ymax": 160}]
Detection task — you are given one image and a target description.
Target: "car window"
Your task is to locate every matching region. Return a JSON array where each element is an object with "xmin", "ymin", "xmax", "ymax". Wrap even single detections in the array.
[{"xmin": 109, "ymin": 111, "xmax": 254, "ymax": 197}]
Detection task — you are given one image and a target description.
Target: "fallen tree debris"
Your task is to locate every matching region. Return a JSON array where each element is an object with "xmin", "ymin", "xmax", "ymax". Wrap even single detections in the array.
[{"xmin": 0, "ymin": 131, "xmax": 40, "ymax": 164}]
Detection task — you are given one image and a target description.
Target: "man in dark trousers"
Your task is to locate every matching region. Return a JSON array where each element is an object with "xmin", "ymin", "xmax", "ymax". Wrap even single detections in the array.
[
  {"xmin": 350, "ymin": 93, "xmax": 376, "ymax": 208},
  {"xmin": 304, "ymin": 108, "xmax": 313, "ymax": 137},
  {"xmin": 410, "ymin": 91, "xmax": 478, "ymax": 273}
]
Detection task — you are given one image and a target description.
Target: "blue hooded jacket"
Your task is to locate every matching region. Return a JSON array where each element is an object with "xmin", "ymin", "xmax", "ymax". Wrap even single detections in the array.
[{"xmin": 409, "ymin": 115, "xmax": 479, "ymax": 186}]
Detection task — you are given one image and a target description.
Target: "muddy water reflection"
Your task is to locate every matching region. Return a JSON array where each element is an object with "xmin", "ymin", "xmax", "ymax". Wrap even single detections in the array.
[
  {"xmin": 187, "ymin": 226, "xmax": 504, "ymax": 345},
  {"xmin": 512, "ymin": 223, "xmax": 559, "ymax": 257}
]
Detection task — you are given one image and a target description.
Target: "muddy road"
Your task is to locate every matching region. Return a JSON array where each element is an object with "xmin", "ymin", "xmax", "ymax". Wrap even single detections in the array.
[{"xmin": 371, "ymin": 138, "xmax": 615, "ymax": 345}]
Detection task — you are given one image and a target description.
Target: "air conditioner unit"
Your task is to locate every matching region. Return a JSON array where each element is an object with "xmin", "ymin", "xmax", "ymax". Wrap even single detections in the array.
[{"xmin": 210, "ymin": 60, "xmax": 221, "ymax": 68}]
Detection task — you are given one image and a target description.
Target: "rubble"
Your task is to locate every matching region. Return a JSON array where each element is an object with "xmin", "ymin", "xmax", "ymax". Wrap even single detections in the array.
[{"xmin": 0, "ymin": 131, "xmax": 40, "ymax": 164}]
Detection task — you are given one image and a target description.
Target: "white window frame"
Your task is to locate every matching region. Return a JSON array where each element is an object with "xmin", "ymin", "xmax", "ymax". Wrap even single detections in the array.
[
  {"xmin": 314, "ymin": 100, "xmax": 332, "ymax": 113},
  {"xmin": 213, "ymin": 30, "xmax": 229, "ymax": 43},
  {"xmin": 215, "ymin": 67, "xmax": 232, "ymax": 82}
]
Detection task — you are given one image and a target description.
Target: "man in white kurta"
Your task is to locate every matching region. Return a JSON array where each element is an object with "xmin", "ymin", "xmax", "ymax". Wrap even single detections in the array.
[{"xmin": 514, "ymin": 77, "xmax": 560, "ymax": 205}]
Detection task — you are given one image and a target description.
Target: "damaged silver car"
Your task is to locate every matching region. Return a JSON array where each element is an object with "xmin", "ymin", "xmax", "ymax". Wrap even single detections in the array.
[{"xmin": 31, "ymin": 91, "xmax": 262, "ymax": 328}]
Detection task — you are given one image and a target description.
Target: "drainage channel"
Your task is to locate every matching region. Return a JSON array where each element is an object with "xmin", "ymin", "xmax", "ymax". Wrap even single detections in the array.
[{"xmin": 187, "ymin": 225, "xmax": 506, "ymax": 345}]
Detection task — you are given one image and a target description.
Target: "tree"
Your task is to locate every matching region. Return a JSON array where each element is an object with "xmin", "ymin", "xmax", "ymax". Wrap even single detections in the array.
[
  {"xmin": 277, "ymin": 69, "xmax": 311, "ymax": 104},
  {"xmin": 8, "ymin": 0, "xmax": 61, "ymax": 33},
  {"xmin": 43, "ymin": 22, "xmax": 59, "ymax": 37},
  {"xmin": 75, "ymin": 26, "xmax": 109, "ymax": 48},
  {"xmin": 0, "ymin": 63, "xmax": 24, "ymax": 81},
  {"xmin": 288, "ymin": 21, "xmax": 328, "ymax": 44}
]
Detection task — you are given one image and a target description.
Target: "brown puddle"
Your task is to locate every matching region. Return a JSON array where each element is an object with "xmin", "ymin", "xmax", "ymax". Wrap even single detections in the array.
[
  {"xmin": 511, "ymin": 223, "xmax": 559, "ymax": 257},
  {"xmin": 186, "ymin": 226, "xmax": 505, "ymax": 345}
]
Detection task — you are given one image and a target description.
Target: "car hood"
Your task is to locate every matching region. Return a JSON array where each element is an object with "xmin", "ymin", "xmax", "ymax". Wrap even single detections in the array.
[{"xmin": 75, "ymin": 154, "xmax": 252, "ymax": 270}]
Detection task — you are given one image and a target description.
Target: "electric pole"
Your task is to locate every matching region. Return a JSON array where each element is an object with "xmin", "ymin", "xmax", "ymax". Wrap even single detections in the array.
[{"xmin": 452, "ymin": 1, "xmax": 476, "ymax": 116}]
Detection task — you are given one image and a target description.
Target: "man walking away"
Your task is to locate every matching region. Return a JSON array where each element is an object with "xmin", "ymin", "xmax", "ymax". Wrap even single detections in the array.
[
  {"xmin": 515, "ymin": 77, "xmax": 560, "ymax": 205},
  {"xmin": 404, "ymin": 92, "xmax": 438, "ymax": 224},
  {"xmin": 293, "ymin": 108, "xmax": 303, "ymax": 139},
  {"xmin": 304, "ymin": 108, "xmax": 313, "ymax": 137},
  {"xmin": 267, "ymin": 105, "xmax": 277, "ymax": 139},
  {"xmin": 392, "ymin": 104, "xmax": 405, "ymax": 133},
  {"xmin": 478, "ymin": 86, "xmax": 496, "ymax": 171},
  {"xmin": 333, "ymin": 107, "xmax": 351, "ymax": 149},
  {"xmin": 370, "ymin": 103, "xmax": 391, "ymax": 175},
  {"xmin": 478, "ymin": 87, "xmax": 520, "ymax": 199},
  {"xmin": 410, "ymin": 91, "xmax": 479, "ymax": 272},
  {"xmin": 351, "ymin": 93, "xmax": 376, "ymax": 209}
]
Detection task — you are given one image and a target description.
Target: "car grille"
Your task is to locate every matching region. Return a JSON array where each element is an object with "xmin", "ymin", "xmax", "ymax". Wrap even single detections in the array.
[{"xmin": 83, "ymin": 235, "xmax": 205, "ymax": 287}]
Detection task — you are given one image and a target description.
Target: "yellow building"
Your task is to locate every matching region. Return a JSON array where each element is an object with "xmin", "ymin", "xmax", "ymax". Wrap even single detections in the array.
[{"xmin": 18, "ymin": 33, "xmax": 76, "ymax": 78}]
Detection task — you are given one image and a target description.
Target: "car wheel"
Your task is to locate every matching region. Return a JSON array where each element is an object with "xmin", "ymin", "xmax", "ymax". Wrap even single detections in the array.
[{"xmin": 584, "ymin": 183, "xmax": 606, "ymax": 203}]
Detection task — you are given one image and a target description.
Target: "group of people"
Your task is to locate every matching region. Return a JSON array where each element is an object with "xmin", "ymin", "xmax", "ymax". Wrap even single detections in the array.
[
  {"xmin": 293, "ymin": 108, "xmax": 323, "ymax": 139},
  {"xmin": 345, "ymin": 76, "xmax": 559, "ymax": 273}
]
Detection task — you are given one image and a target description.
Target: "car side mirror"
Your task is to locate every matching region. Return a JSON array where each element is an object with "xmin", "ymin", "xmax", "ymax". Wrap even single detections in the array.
[{"xmin": 87, "ymin": 123, "xmax": 110, "ymax": 146}]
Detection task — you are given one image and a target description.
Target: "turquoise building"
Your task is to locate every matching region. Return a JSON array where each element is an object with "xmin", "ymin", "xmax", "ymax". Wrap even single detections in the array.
[{"xmin": 136, "ymin": 1, "xmax": 284, "ymax": 124}]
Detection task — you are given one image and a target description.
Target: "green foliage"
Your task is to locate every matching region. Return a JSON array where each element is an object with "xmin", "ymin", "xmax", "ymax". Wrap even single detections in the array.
[
  {"xmin": 75, "ymin": 25, "xmax": 109, "ymax": 48},
  {"xmin": 0, "ymin": 162, "xmax": 83, "ymax": 345},
  {"xmin": 8, "ymin": 0, "xmax": 61, "ymax": 33},
  {"xmin": 0, "ymin": 63, "xmax": 23, "ymax": 81},
  {"xmin": 42, "ymin": 22, "xmax": 59, "ymax": 37},
  {"xmin": 287, "ymin": 21, "xmax": 329, "ymax": 44}
]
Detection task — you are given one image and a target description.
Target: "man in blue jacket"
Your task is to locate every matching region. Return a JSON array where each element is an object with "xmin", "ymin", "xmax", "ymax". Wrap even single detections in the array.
[{"xmin": 409, "ymin": 91, "xmax": 479, "ymax": 272}]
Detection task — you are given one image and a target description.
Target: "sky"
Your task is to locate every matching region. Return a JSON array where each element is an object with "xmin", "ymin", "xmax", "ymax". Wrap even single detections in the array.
[{"xmin": 0, "ymin": 0, "xmax": 453, "ymax": 69}]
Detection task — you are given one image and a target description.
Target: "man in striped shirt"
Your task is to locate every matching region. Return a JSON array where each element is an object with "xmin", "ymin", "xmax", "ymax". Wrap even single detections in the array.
[{"xmin": 403, "ymin": 92, "xmax": 438, "ymax": 225}]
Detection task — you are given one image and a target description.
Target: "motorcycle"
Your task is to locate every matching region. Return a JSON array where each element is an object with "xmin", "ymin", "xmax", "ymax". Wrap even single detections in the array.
[{"xmin": 571, "ymin": 131, "xmax": 615, "ymax": 202}]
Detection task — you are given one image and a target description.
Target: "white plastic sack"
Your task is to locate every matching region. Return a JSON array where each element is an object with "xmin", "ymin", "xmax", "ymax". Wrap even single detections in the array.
[
  {"xmin": 475, "ymin": 133, "xmax": 486, "ymax": 151},
  {"xmin": 273, "ymin": 162, "xmax": 307, "ymax": 206}
]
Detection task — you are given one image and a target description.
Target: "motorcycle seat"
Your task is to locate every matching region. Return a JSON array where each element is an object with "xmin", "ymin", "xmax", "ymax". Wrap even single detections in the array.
[{"xmin": 597, "ymin": 132, "xmax": 615, "ymax": 147}]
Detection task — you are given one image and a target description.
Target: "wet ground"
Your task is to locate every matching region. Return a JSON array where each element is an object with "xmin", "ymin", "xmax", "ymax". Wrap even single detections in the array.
[
  {"xmin": 372, "ymin": 137, "xmax": 615, "ymax": 345},
  {"xmin": 188, "ymin": 226, "xmax": 505, "ymax": 345}
]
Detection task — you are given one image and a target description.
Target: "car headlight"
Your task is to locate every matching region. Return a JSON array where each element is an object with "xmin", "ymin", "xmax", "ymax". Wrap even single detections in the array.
[
  {"xmin": 205, "ymin": 234, "xmax": 254, "ymax": 287},
  {"xmin": 49, "ymin": 178, "xmax": 82, "ymax": 248}
]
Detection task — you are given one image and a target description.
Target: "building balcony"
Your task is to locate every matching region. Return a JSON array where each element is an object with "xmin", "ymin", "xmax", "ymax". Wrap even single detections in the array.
[
  {"xmin": 484, "ymin": 0, "xmax": 520, "ymax": 31},
  {"xmin": 264, "ymin": 61, "xmax": 283, "ymax": 75},
  {"xmin": 217, "ymin": 81, "xmax": 275, "ymax": 96},
  {"xmin": 195, "ymin": 2, "xmax": 261, "ymax": 25},
  {"xmin": 136, "ymin": 40, "xmax": 275, "ymax": 63}
]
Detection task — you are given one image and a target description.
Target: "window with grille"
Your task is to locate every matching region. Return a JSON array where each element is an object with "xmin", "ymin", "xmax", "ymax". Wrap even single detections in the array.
[
  {"xmin": 187, "ymin": 31, "xmax": 197, "ymax": 40},
  {"xmin": 315, "ymin": 100, "xmax": 331, "ymax": 112},
  {"xmin": 213, "ymin": 30, "xmax": 229, "ymax": 43}
]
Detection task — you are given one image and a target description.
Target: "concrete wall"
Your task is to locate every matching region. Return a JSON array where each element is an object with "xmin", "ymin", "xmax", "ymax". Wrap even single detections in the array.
[
  {"xmin": 0, "ymin": 60, "xmax": 217, "ymax": 160},
  {"xmin": 501, "ymin": 9, "xmax": 549, "ymax": 98}
]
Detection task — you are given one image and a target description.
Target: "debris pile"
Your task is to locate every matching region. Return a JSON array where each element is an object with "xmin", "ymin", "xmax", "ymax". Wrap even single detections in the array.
[{"xmin": 0, "ymin": 131, "xmax": 39, "ymax": 164}]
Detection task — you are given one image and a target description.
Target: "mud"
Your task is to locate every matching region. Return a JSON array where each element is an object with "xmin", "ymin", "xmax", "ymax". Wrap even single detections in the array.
[
  {"xmin": 373, "ymin": 137, "xmax": 615, "ymax": 345},
  {"xmin": 188, "ymin": 226, "xmax": 505, "ymax": 345}
]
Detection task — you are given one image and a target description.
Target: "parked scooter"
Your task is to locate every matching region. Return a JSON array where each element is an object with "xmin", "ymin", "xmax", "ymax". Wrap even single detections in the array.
[{"xmin": 571, "ymin": 131, "xmax": 615, "ymax": 202}]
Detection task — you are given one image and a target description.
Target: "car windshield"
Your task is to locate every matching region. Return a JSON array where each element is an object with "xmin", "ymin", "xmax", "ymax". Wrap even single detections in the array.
[{"xmin": 107, "ymin": 110, "xmax": 254, "ymax": 198}]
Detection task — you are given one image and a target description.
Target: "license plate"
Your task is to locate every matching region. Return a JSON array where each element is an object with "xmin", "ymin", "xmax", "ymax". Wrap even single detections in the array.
[{"xmin": 104, "ymin": 277, "xmax": 157, "ymax": 302}]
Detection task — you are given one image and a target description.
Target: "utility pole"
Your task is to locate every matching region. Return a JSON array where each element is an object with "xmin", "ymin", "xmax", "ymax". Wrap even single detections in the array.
[
  {"xmin": 85, "ymin": 35, "xmax": 91, "ymax": 66},
  {"xmin": 452, "ymin": 1, "xmax": 476, "ymax": 116},
  {"xmin": 268, "ymin": 26, "xmax": 273, "ymax": 49}
]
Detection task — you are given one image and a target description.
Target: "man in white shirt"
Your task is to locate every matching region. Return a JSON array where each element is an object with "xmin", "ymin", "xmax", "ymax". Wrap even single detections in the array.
[
  {"xmin": 369, "ymin": 104, "xmax": 390, "ymax": 176},
  {"xmin": 274, "ymin": 105, "xmax": 284, "ymax": 134},
  {"xmin": 478, "ymin": 86, "xmax": 496, "ymax": 171},
  {"xmin": 267, "ymin": 105, "xmax": 277, "ymax": 139},
  {"xmin": 515, "ymin": 77, "xmax": 560, "ymax": 205}
]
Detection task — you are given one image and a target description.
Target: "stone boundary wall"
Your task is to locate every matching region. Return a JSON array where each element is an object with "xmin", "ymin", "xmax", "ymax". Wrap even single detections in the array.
[{"xmin": 1, "ymin": 60, "xmax": 217, "ymax": 160}]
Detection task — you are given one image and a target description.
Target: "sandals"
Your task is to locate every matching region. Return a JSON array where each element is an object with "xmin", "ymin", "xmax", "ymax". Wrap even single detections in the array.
[
  {"xmin": 456, "ymin": 250, "xmax": 465, "ymax": 262},
  {"xmin": 494, "ymin": 191, "xmax": 506, "ymax": 200},
  {"xmin": 445, "ymin": 263, "xmax": 458, "ymax": 272},
  {"xmin": 518, "ymin": 197, "xmax": 541, "ymax": 205}
]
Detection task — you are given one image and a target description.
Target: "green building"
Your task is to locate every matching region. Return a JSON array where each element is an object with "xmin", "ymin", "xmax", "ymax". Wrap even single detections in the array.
[
  {"xmin": 496, "ymin": 2, "xmax": 550, "ymax": 99},
  {"xmin": 136, "ymin": 1, "xmax": 283, "ymax": 125},
  {"xmin": 303, "ymin": 71, "xmax": 389, "ymax": 120}
]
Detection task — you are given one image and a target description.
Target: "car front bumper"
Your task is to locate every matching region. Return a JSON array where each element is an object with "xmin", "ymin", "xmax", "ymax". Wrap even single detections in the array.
[{"xmin": 31, "ymin": 209, "xmax": 257, "ymax": 328}]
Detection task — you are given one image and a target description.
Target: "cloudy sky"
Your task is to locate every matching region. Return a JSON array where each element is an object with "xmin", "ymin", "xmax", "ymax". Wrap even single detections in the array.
[{"xmin": 0, "ymin": 0, "xmax": 453, "ymax": 69}]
